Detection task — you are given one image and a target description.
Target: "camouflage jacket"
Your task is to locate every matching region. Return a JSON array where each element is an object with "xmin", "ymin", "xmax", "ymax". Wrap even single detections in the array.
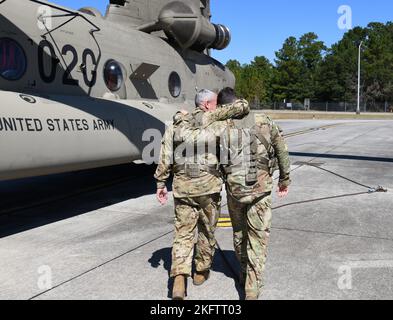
[
  {"xmin": 222, "ymin": 112, "xmax": 291, "ymax": 204},
  {"xmin": 154, "ymin": 99, "xmax": 250, "ymax": 199}
]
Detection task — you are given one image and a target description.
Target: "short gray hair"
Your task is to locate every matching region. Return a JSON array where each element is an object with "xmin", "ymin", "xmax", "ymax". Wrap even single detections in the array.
[{"xmin": 195, "ymin": 89, "xmax": 216, "ymax": 108}]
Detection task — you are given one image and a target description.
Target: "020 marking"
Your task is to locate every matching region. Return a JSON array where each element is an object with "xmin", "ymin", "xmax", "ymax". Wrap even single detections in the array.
[{"xmin": 37, "ymin": 41, "xmax": 97, "ymax": 87}]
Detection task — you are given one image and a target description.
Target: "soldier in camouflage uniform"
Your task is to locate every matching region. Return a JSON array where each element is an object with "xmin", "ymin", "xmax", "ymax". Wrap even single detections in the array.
[
  {"xmin": 154, "ymin": 89, "xmax": 250, "ymax": 300},
  {"xmin": 218, "ymin": 88, "xmax": 291, "ymax": 300}
]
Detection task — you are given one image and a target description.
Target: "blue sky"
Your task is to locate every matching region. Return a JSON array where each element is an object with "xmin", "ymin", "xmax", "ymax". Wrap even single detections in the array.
[{"xmin": 50, "ymin": 0, "xmax": 393, "ymax": 65}]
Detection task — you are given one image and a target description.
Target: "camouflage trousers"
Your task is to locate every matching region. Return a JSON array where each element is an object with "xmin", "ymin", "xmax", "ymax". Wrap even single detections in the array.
[
  {"xmin": 227, "ymin": 192, "xmax": 273, "ymax": 298},
  {"xmin": 171, "ymin": 193, "xmax": 221, "ymax": 278}
]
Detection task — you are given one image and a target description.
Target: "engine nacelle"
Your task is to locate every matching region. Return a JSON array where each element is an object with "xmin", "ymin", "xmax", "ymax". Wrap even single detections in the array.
[{"xmin": 158, "ymin": 1, "xmax": 231, "ymax": 51}]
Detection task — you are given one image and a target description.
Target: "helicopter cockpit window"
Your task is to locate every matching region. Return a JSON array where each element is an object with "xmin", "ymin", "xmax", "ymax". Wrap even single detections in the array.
[
  {"xmin": 168, "ymin": 72, "xmax": 181, "ymax": 98},
  {"xmin": 0, "ymin": 38, "xmax": 27, "ymax": 81},
  {"xmin": 104, "ymin": 59, "xmax": 124, "ymax": 92}
]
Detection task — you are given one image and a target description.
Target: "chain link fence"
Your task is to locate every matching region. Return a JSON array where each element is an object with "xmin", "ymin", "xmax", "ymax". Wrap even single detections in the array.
[{"xmin": 252, "ymin": 101, "xmax": 393, "ymax": 113}]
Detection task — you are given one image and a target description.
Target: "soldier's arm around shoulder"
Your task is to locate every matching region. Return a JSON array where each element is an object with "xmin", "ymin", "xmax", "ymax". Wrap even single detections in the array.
[
  {"xmin": 173, "ymin": 110, "xmax": 190, "ymax": 126},
  {"xmin": 154, "ymin": 124, "xmax": 174, "ymax": 189},
  {"xmin": 204, "ymin": 99, "xmax": 250, "ymax": 127},
  {"xmin": 270, "ymin": 118, "xmax": 291, "ymax": 188}
]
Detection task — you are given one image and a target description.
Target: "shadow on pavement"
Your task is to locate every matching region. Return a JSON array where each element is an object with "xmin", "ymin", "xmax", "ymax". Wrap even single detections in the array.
[
  {"xmin": 148, "ymin": 247, "xmax": 244, "ymax": 299},
  {"xmin": 0, "ymin": 164, "xmax": 171, "ymax": 238}
]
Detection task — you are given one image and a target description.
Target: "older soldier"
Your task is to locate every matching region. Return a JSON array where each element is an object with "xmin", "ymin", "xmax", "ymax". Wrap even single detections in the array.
[
  {"xmin": 218, "ymin": 87, "xmax": 291, "ymax": 300},
  {"xmin": 154, "ymin": 89, "xmax": 249, "ymax": 300}
]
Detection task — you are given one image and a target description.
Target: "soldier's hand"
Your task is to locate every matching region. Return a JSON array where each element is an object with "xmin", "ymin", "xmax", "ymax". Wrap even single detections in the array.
[
  {"xmin": 157, "ymin": 187, "xmax": 169, "ymax": 205},
  {"xmin": 277, "ymin": 186, "xmax": 289, "ymax": 198}
]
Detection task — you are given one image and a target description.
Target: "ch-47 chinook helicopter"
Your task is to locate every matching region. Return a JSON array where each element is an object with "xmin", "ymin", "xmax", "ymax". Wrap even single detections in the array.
[{"xmin": 0, "ymin": 0, "xmax": 234, "ymax": 181}]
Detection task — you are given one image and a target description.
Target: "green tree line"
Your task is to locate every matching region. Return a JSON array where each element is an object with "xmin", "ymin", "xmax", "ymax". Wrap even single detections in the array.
[{"xmin": 226, "ymin": 22, "xmax": 393, "ymax": 108}]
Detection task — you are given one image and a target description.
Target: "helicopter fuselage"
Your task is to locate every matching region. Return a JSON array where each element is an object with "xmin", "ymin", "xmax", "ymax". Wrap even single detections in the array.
[{"xmin": 0, "ymin": 0, "xmax": 235, "ymax": 181}]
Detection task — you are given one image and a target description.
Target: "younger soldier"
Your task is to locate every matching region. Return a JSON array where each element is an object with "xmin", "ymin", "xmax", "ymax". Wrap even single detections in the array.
[{"xmin": 218, "ymin": 88, "xmax": 291, "ymax": 300}]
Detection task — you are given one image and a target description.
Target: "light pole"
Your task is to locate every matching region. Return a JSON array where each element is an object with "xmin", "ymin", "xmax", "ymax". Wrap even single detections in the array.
[{"xmin": 357, "ymin": 41, "xmax": 363, "ymax": 115}]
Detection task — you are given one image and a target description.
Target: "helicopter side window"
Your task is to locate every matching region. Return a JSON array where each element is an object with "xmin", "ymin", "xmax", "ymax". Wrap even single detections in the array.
[
  {"xmin": 104, "ymin": 59, "xmax": 124, "ymax": 92},
  {"xmin": 168, "ymin": 72, "xmax": 181, "ymax": 98},
  {"xmin": 0, "ymin": 38, "xmax": 27, "ymax": 81}
]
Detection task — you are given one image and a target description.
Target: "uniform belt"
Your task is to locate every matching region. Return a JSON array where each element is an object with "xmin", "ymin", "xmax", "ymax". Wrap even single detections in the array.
[
  {"xmin": 223, "ymin": 158, "xmax": 271, "ymax": 175},
  {"xmin": 173, "ymin": 164, "xmax": 221, "ymax": 177}
]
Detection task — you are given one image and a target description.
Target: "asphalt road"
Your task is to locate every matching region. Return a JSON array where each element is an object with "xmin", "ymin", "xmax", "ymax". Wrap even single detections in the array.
[{"xmin": 0, "ymin": 119, "xmax": 392, "ymax": 300}]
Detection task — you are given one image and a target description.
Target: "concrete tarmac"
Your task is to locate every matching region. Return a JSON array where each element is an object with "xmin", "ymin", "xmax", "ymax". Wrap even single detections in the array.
[{"xmin": 0, "ymin": 119, "xmax": 392, "ymax": 300}]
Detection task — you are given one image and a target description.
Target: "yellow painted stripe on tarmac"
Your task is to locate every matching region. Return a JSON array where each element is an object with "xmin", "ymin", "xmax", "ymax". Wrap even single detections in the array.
[
  {"xmin": 218, "ymin": 216, "xmax": 232, "ymax": 228},
  {"xmin": 218, "ymin": 222, "xmax": 233, "ymax": 228}
]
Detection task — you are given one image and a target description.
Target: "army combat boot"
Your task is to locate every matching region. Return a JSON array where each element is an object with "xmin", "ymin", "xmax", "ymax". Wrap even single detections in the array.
[
  {"xmin": 193, "ymin": 270, "xmax": 210, "ymax": 286},
  {"xmin": 172, "ymin": 275, "xmax": 186, "ymax": 300}
]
